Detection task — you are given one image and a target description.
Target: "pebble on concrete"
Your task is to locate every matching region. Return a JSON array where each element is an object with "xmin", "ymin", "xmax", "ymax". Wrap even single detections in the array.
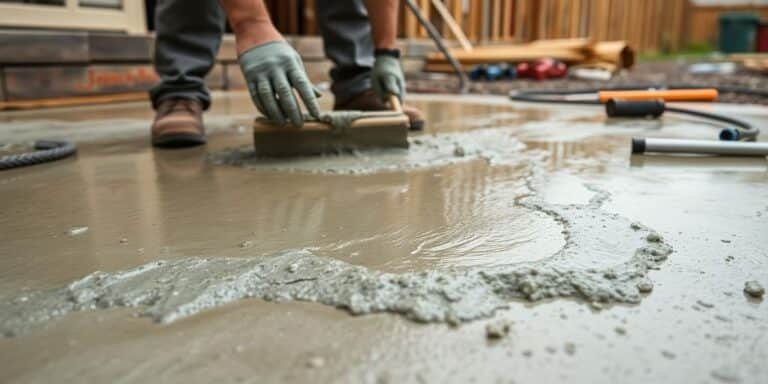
[
  {"xmin": 743, "ymin": 281, "xmax": 765, "ymax": 298},
  {"xmin": 485, "ymin": 320, "xmax": 511, "ymax": 339}
]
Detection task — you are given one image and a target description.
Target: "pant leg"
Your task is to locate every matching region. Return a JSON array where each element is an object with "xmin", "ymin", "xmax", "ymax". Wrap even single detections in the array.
[
  {"xmin": 150, "ymin": 0, "xmax": 225, "ymax": 110},
  {"xmin": 316, "ymin": 0, "xmax": 374, "ymax": 105}
]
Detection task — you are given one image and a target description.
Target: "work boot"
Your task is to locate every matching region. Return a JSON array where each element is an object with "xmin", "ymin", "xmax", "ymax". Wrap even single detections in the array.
[
  {"xmin": 151, "ymin": 98, "xmax": 206, "ymax": 148},
  {"xmin": 334, "ymin": 89, "xmax": 425, "ymax": 131}
]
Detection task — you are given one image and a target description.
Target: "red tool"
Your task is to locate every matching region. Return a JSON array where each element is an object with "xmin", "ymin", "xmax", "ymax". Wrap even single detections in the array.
[{"xmin": 516, "ymin": 59, "xmax": 567, "ymax": 80}]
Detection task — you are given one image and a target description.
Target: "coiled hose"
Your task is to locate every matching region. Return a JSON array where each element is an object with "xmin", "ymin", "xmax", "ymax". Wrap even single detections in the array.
[
  {"xmin": 0, "ymin": 140, "xmax": 77, "ymax": 171},
  {"xmin": 509, "ymin": 84, "xmax": 763, "ymax": 141}
]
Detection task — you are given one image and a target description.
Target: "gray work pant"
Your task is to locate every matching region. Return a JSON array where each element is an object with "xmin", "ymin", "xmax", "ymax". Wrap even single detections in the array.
[{"xmin": 150, "ymin": 0, "xmax": 374, "ymax": 110}]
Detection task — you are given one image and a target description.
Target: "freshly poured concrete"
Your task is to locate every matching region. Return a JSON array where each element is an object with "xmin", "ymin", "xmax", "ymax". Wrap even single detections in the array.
[{"xmin": 0, "ymin": 91, "xmax": 766, "ymax": 383}]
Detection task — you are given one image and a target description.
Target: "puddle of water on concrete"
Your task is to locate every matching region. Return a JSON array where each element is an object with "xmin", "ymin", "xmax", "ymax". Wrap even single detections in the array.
[
  {"xmin": 0, "ymin": 152, "xmax": 673, "ymax": 337},
  {"xmin": 0, "ymin": 98, "xmax": 672, "ymax": 338}
]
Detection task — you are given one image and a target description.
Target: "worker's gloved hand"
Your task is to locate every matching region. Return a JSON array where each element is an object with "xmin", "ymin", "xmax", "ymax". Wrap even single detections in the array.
[
  {"xmin": 238, "ymin": 41, "xmax": 321, "ymax": 127},
  {"xmin": 371, "ymin": 53, "xmax": 406, "ymax": 102}
]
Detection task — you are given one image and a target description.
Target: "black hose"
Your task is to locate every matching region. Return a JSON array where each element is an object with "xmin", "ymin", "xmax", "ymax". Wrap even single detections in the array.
[
  {"xmin": 0, "ymin": 140, "xmax": 77, "ymax": 170},
  {"xmin": 508, "ymin": 84, "xmax": 761, "ymax": 141}
]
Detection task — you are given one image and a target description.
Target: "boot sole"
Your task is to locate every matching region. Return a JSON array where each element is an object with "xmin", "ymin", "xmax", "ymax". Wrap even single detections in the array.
[
  {"xmin": 152, "ymin": 133, "xmax": 207, "ymax": 148},
  {"xmin": 409, "ymin": 120, "xmax": 425, "ymax": 131}
]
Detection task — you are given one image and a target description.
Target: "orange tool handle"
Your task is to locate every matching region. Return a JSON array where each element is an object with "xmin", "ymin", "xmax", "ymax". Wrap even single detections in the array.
[{"xmin": 598, "ymin": 89, "xmax": 718, "ymax": 103}]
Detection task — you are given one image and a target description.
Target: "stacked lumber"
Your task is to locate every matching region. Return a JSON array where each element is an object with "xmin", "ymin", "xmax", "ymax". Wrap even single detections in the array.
[{"xmin": 424, "ymin": 38, "xmax": 634, "ymax": 73}]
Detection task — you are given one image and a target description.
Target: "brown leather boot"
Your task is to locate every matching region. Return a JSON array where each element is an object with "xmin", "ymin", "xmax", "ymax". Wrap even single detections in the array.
[
  {"xmin": 333, "ymin": 89, "xmax": 425, "ymax": 130},
  {"xmin": 151, "ymin": 98, "xmax": 206, "ymax": 148}
]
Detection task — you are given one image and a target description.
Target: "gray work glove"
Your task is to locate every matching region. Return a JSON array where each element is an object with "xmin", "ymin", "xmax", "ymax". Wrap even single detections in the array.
[
  {"xmin": 371, "ymin": 54, "xmax": 406, "ymax": 102},
  {"xmin": 239, "ymin": 41, "xmax": 320, "ymax": 127}
]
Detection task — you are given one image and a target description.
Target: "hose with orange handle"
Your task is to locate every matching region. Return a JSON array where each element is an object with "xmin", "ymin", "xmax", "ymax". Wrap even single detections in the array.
[
  {"xmin": 598, "ymin": 89, "xmax": 719, "ymax": 103},
  {"xmin": 509, "ymin": 85, "xmax": 761, "ymax": 141}
]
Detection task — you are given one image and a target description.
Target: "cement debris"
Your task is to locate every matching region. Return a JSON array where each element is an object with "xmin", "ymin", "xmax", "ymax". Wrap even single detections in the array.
[
  {"xmin": 67, "ymin": 226, "xmax": 89, "ymax": 236},
  {"xmin": 545, "ymin": 346, "xmax": 557, "ymax": 354},
  {"xmin": 0, "ymin": 183, "xmax": 673, "ymax": 338},
  {"xmin": 743, "ymin": 281, "xmax": 765, "ymax": 298},
  {"xmin": 210, "ymin": 128, "xmax": 530, "ymax": 175},
  {"xmin": 710, "ymin": 367, "xmax": 743, "ymax": 383},
  {"xmin": 307, "ymin": 356, "xmax": 325, "ymax": 369},
  {"xmin": 661, "ymin": 350, "xmax": 676, "ymax": 359},
  {"xmin": 636, "ymin": 280, "xmax": 654, "ymax": 293},
  {"xmin": 485, "ymin": 320, "xmax": 512, "ymax": 339},
  {"xmin": 564, "ymin": 342, "xmax": 576, "ymax": 355},
  {"xmin": 646, "ymin": 232, "xmax": 663, "ymax": 243}
]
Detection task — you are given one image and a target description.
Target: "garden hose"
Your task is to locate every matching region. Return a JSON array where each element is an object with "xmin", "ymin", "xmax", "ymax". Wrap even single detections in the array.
[
  {"xmin": 508, "ymin": 84, "xmax": 763, "ymax": 141},
  {"xmin": 0, "ymin": 140, "xmax": 77, "ymax": 171}
]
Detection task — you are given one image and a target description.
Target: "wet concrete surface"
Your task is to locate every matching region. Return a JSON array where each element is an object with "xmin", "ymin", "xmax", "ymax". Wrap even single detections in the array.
[{"xmin": 0, "ymin": 91, "xmax": 767, "ymax": 383}]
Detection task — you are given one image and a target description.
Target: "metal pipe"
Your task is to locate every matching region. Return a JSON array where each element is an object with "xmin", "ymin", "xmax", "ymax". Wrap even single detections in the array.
[
  {"xmin": 403, "ymin": 0, "xmax": 469, "ymax": 94},
  {"xmin": 632, "ymin": 138, "xmax": 768, "ymax": 157}
]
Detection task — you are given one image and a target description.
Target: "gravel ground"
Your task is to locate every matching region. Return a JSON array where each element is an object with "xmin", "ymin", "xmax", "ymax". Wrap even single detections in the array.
[{"xmin": 409, "ymin": 59, "xmax": 768, "ymax": 105}]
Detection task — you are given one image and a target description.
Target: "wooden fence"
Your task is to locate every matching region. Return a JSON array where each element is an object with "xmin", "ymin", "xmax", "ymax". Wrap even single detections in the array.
[
  {"xmin": 405, "ymin": 0, "xmax": 690, "ymax": 52},
  {"xmin": 265, "ymin": 0, "xmax": 763, "ymax": 53}
]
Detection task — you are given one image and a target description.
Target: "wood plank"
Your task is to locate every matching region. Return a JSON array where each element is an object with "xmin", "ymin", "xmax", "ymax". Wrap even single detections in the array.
[
  {"xmin": 513, "ymin": 0, "xmax": 527, "ymax": 41},
  {"xmin": 425, "ymin": 44, "xmax": 588, "ymax": 64},
  {"xmin": 417, "ymin": 0, "xmax": 432, "ymax": 38},
  {"xmin": 594, "ymin": 0, "xmax": 608, "ymax": 41},
  {"xmin": 304, "ymin": 0, "xmax": 318, "ymax": 35},
  {"xmin": 468, "ymin": 0, "xmax": 482, "ymax": 41},
  {"xmin": 501, "ymin": 0, "xmax": 513, "ymax": 40},
  {"xmin": 450, "ymin": 0, "xmax": 463, "ymax": 38},
  {"xmin": 579, "ymin": 0, "xmax": 589, "ymax": 37},
  {"xmin": 491, "ymin": 0, "xmax": 502, "ymax": 40},
  {"xmin": 569, "ymin": 0, "xmax": 581, "ymax": 38},
  {"xmin": 482, "ymin": 0, "xmax": 491, "ymax": 41},
  {"xmin": 404, "ymin": 0, "xmax": 419, "ymax": 38},
  {"xmin": 528, "ymin": 38, "xmax": 592, "ymax": 49},
  {"xmin": 431, "ymin": 0, "xmax": 473, "ymax": 51},
  {"xmin": 288, "ymin": 0, "xmax": 299, "ymax": 35},
  {"xmin": 537, "ymin": 0, "xmax": 548, "ymax": 39}
]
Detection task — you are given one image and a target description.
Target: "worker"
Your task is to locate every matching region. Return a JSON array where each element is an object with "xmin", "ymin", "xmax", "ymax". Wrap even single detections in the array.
[{"xmin": 150, "ymin": 0, "xmax": 424, "ymax": 147}]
